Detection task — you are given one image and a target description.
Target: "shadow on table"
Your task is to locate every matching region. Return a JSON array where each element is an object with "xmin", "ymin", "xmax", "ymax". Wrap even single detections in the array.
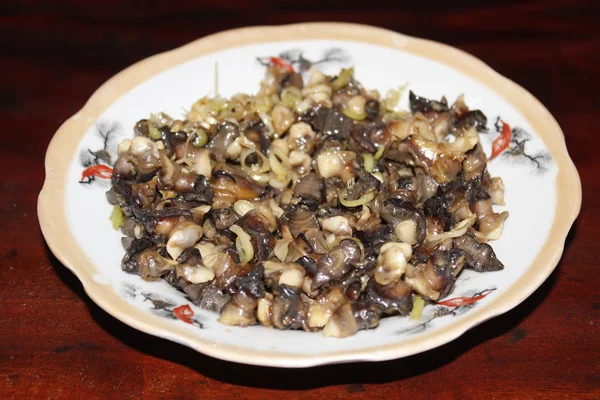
[{"xmin": 47, "ymin": 222, "xmax": 577, "ymax": 390}]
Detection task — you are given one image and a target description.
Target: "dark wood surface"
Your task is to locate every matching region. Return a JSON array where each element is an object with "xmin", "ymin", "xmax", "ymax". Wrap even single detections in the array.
[{"xmin": 1, "ymin": 1, "xmax": 599, "ymax": 398}]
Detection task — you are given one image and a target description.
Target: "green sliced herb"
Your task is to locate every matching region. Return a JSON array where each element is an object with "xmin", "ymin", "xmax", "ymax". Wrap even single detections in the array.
[
  {"xmin": 193, "ymin": 129, "xmax": 209, "ymax": 148},
  {"xmin": 331, "ymin": 66, "xmax": 355, "ymax": 91},
  {"xmin": 410, "ymin": 295, "xmax": 425, "ymax": 320},
  {"xmin": 110, "ymin": 205, "xmax": 123, "ymax": 230}
]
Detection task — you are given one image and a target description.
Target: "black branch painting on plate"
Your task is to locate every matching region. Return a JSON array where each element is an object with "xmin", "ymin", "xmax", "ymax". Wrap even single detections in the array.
[
  {"xmin": 258, "ymin": 48, "xmax": 351, "ymax": 72},
  {"xmin": 122, "ymin": 282, "xmax": 204, "ymax": 328},
  {"xmin": 493, "ymin": 117, "xmax": 552, "ymax": 173},
  {"xmin": 79, "ymin": 121, "xmax": 122, "ymax": 184},
  {"xmin": 396, "ymin": 288, "xmax": 496, "ymax": 335}
]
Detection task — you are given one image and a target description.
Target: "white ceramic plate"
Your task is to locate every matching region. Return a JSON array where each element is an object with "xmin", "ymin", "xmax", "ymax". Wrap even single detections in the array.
[{"xmin": 38, "ymin": 23, "xmax": 581, "ymax": 367}]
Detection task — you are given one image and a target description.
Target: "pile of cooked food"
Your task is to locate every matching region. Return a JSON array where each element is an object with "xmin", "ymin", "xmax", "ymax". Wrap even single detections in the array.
[{"xmin": 106, "ymin": 60, "xmax": 508, "ymax": 337}]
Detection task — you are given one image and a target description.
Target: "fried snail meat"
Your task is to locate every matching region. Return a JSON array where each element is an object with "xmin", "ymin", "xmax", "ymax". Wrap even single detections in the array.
[{"xmin": 108, "ymin": 64, "xmax": 508, "ymax": 337}]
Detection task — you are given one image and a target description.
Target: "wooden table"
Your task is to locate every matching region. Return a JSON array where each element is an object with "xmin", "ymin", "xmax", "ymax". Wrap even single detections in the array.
[{"xmin": 1, "ymin": 1, "xmax": 598, "ymax": 398}]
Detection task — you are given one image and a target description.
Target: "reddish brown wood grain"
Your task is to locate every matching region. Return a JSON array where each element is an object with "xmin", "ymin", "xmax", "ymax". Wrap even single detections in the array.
[{"xmin": 0, "ymin": 1, "xmax": 598, "ymax": 399}]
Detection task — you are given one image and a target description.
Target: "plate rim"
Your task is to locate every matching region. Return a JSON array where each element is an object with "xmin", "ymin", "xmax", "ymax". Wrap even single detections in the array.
[{"xmin": 38, "ymin": 22, "xmax": 582, "ymax": 367}]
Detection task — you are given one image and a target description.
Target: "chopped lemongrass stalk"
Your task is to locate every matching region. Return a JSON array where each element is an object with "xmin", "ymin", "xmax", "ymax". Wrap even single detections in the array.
[
  {"xmin": 273, "ymin": 239, "xmax": 290, "ymax": 262},
  {"xmin": 280, "ymin": 86, "xmax": 302, "ymax": 109},
  {"xmin": 233, "ymin": 200, "xmax": 255, "ymax": 217},
  {"xmin": 170, "ymin": 120, "xmax": 183, "ymax": 133},
  {"xmin": 235, "ymin": 237, "xmax": 245, "ymax": 264},
  {"xmin": 148, "ymin": 123, "xmax": 162, "ymax": 140},
  {"xmin": 331, "ymin": 66, "xmax": 354, "ymax": 91},
  {"xmin": 362, "ymin": 153, "xmax": 375, "ymax": 173},
  {"xmin": 254, "ymin": 96, "xmax": 272, "ymax": 114},
  {"xmin": 268, "ymin": 174, "xmax": 291, "ymax": 189},
  {"xmin": 385, "ymin": 83, "xmax": 408, "ymax": 112},
  {"xmin": 241, "ymin": 148, "xmax": 270, "ymax": 175},
  {"xmin": 269, "ymin": 147, "xmax": 289, "ymax": 179},
  {"xmin": 230, "ymin": 224, "xmax": 254, "ymax": 264},
  {"xmin": 374, "ymin": 145, "xmax": 385, "ymax": 160},
  {"xmin": 372, "ymin": 171, "xmax": 384, "ymax": 183},
  {"xmin": 339, "ymin": 190, "xmax": 376, "ymax": 208},
  {"xmin": 342, "ymin": 106, "xmax": 367, "ymax": 121},
  {"xmin": 410, "ymin": 295, "xmax": 425, "ymax": 320},
  {"xmin": 192, "ymin": 129, "xmax": 208, "ymax": 147},
  {"xmin": 110, "ymin": 205, "xmax": 123, "ymax": 230}
]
